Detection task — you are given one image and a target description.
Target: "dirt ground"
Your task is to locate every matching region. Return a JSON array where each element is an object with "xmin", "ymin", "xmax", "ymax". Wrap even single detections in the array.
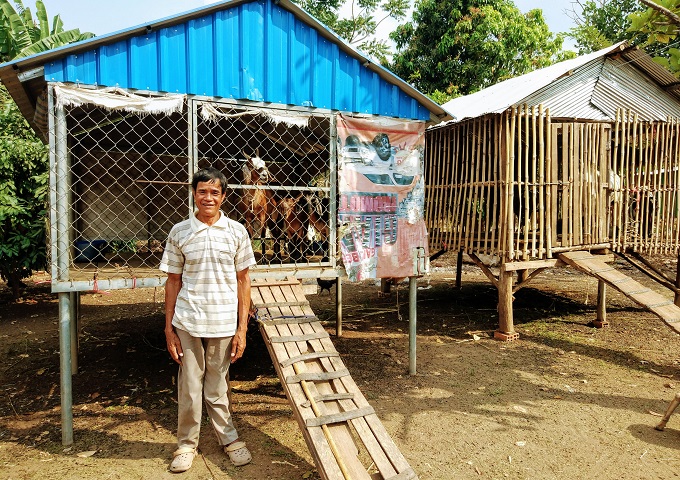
[{"xmin": 1, "ymin": 252, "xmax": 680, "ymax": 480}]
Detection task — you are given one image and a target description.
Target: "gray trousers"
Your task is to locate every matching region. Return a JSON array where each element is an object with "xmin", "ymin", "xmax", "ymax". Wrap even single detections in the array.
[{"xmin": 176, "ymin": 328, "xmax": 238, "ymax": 449}]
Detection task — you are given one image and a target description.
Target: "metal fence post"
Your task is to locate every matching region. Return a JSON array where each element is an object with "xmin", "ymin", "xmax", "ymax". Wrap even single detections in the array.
[{"xmin": 409, "ymin": 276, "xmax": 417, "ymax": 375}]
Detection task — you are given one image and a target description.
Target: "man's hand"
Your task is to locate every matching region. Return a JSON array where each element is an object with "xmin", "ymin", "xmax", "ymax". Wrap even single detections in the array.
[
  {"xmin": 231, "ymin": 329, "xmax": 246, "ymax": 362},
  {"xmin": 166, "ymin": 329, "xmax": 184, "ymax": 365}
]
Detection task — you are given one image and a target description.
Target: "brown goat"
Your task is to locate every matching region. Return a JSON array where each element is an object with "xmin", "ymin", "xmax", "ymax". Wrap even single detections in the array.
[{"xmin": 238, "ymin": 150, "xmax": 278, "ymax": 259}]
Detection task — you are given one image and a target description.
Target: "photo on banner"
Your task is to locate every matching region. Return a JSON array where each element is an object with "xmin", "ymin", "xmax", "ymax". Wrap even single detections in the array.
[{"xmin": 337, "ymin": 114, "xmax": 429, "ymax": 281}]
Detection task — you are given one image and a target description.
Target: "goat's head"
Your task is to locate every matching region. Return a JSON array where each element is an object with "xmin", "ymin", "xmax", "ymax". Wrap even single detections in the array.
[{"xmin": 242, "ymin": 149, "xmax": 269, "ymax": 184}]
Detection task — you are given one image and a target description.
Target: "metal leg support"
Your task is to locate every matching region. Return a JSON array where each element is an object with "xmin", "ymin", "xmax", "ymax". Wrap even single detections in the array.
[
  {"xmin": 409, "ymin": 276, "xmax": 417, "ymax": 375},
  {"xmin": 59, "ymin": 292, "xmax": 73, "ymax": 445},
  {"xmin": 336, "ymin": 277, "xmax": 343, "ymax": 337}
]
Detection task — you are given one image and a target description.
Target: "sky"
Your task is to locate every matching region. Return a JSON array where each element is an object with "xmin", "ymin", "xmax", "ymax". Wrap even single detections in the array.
[{"xmin": 25, "ymin": 0, "xmax": 579, "ymax": 48}]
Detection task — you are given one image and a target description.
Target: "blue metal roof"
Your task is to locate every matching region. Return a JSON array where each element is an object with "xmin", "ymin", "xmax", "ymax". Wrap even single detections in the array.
[{"xmin": 10, "ymin": 0, "xmax": 446, "ymax": 122}]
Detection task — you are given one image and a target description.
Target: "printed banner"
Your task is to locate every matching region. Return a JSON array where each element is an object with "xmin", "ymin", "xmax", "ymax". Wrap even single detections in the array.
[{"xmin": 337, "ymin": 114, "xmax": 428, "ymax": 281}]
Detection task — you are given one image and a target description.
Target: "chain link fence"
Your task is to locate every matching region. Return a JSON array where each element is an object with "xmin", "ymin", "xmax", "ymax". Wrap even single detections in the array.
[{"xmin": 50, "ymin": 90, "xmax": 334, "ymax": 289}]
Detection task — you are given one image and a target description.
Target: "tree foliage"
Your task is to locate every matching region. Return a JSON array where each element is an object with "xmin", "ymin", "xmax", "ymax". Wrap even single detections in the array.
[
  {"xmin": 292, "ymin": 0, "xmax": 409, "ymax": 61},
  {"xmin": 388, "ymin": 0, "xmax": 568, "ymax": 100},
  {"xmin": 0, "ymin": 0, "xmax": 93, "ymax": 62},
  {"xmin": 0, "ymin": 1, "xmax": 93, "ymax": 298},
  {"xmin": 0, "ymin": 87, "xmax": 48, "ymax": 298},
  {"xmin": 567, "ymin": 0, "xmax": 644, "ymax": 55},
  {"xmin": 629, "ymin": 0, "xmax": 680, "ymax": 74}
]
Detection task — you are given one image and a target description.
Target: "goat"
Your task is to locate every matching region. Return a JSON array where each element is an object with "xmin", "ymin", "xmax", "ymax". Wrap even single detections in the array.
[
  {"xmin": 307, "ymin": 195, "xmax": 330, "ymax": 257},
  {"xmin": 274, "ymin": 193, "xmax": 310, "ymax": 262},
  {"xmin": 238, "ymin": 149, "xmax": 278, "ymax": 259}
]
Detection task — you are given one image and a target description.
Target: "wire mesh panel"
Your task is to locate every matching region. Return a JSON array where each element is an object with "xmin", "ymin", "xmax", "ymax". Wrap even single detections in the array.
[
  {"xmin": 50, "ymin": 98, "xmax": 189, "ymax": 286},
  {"xmin": 48, "ymin": 88, "xmax": 334, "ymax": 290},
  {"xmin": 195, "ymin": 100, "xmax": 332, "ymax": 268}
]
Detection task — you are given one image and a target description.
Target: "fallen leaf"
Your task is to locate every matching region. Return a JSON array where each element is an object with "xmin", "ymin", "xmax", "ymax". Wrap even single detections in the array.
[
  {"xmin": 515, "ymin": 441, "xmax": 526, "ymax": 447},
  {"xmin": 664, "ymin": 383, "xmax": 675, "ymax": 389},
  {"xmin": 90, "ymin": 392, "xmax": 100, "ymax": 399},
  {"xmin": 513, "ymin": 405, "xmax": 528, "ymax": 414},
  {"xmin": 76, "ymin": 450, "xmax": 97, "ymax": 458},
  {"xmin": 649, "ymin": 410, "xmax": 663, "ymax": 417},
  {"xmin": 472, "ymin": 334, "xmax": 481, "ymax": 341},
  {"xmin": 36, "ymin": 368, "xmax": 45, "ymax": 376}
]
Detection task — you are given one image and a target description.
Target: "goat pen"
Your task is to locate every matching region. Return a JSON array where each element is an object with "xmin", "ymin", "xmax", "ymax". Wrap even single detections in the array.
[{"xmin": 425, "ymin": 106, "xmax": 680, "ymax": 338}]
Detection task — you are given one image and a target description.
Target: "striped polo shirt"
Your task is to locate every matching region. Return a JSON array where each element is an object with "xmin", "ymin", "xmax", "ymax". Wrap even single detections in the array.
[{"xmin": 159, "ymin": 211, "xmax": 256, "ymax": 337}]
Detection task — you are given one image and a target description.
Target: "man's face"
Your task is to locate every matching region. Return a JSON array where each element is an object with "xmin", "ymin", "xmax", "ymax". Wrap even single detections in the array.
[{"xmin": 193, "ymin": 180, "xmax": 226, "ymax": 219}]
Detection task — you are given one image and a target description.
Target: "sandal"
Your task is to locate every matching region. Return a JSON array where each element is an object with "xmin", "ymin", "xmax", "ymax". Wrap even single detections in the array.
[
  {"xmin": 224, "ymin": 440, "xmax": 252, "ymax": 466},
  {"xmin": 169, "ymin": 447, "xmax": 196, "ymax": 473}
]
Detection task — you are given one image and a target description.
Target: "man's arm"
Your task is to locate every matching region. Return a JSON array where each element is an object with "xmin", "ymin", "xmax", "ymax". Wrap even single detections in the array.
[
  {"xmin": 231, "ymin": 267, "xmax": 251, "ymax": 362},
  {"xmin": 165, "ymin": 272, "xmax": 183, "ymax": 365}
]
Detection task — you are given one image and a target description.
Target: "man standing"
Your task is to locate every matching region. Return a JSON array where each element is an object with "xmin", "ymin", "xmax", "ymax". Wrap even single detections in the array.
[{"xmin": 160, "ymin": 167, "xmax": 256, "ymax": 473}]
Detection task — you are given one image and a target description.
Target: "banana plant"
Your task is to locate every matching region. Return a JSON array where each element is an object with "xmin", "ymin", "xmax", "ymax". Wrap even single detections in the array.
[{"xmin": 0, "ymin": 0, "xmax": 94, "ymax": 62}]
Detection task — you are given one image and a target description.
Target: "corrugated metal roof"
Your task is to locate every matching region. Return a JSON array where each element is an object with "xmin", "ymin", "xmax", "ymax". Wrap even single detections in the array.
[
  {"xmin": 440, "ymin": 42, "xmax": 680, "ymax": 124},
  {"xmin": 591, "ymin": 57, "xmax": 680, "ymax": 121},
  {"xmin": 441, "ymin": 43, "xmax": 628, "ymax": 122},
  {"xmin": 0, "ymin": 0, "xmax": 450, "ymax": 133},
  {"xmin": 520, "ymin": 60, "xmax": 608, "ymax": 120}
]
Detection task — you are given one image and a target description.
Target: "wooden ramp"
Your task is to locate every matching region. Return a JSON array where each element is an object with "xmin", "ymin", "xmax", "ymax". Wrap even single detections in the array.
[
  {"xmin": 251, "ymin": 278, "xmax": 417, "ymax": 480},
  {"xmin": 558, "ymin": 252, "xmax": 680, "ymax": 334}
]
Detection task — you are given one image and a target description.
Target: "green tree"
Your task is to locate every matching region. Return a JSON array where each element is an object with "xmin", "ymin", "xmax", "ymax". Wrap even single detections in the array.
[
  {"xmin": 0, "ymin": 1, "xmax": 93, "ymax": 298},
  {"xmin": 0, "ymin": 86, "xmax": 48, "ymax": 299},
  {"xmin": 567, "ymin": 0, "xmax": 644, "ymax": 55},
  {"xmin": 292, "ymin": 0, "xmax": 409, "ymax": 62},
  {"xmin": 0, "ymin": 0, "xmax": 93, "ymax": 62},
  {"xmin": 629, "ymin": 0, "xmax": 680, "ymax": 74},
  {"xmin": 388, "ymin": 0, "xmax": 568, "ymax": 100}
]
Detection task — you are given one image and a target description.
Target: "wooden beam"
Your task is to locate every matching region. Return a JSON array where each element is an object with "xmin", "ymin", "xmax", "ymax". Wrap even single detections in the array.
[
  {"xmin": 468, "ymin": 252, "xmax": 498, "ymax": 288},
  {"xmin": 513, "ymin": 267, "xmax": 548, "ymax": 293}
]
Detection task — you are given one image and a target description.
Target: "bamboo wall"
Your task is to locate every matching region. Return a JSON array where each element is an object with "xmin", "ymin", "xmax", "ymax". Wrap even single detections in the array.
[
  {"xmin": 425, "ymin": 106, "xmax": 680, "ymax": 261},
  {"xmin": 610, "ymin": 110, "xmax": 680, "ymax": 255}
]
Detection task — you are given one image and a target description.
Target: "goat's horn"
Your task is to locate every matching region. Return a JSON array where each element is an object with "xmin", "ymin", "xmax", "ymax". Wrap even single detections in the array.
[{"xmin": 242, "ymin": 150, "xmax": 251, "ymax": 160}]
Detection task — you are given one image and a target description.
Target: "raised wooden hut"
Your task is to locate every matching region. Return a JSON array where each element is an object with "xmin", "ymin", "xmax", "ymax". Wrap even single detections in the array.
[{"xmin": 425, "ymin": 43, "xmax": 680, "ymax": 340}]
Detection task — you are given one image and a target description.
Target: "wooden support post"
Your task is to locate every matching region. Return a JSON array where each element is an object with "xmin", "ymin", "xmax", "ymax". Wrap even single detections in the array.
[
  {"xmin": 593, "ymin": 280, "xmax": 609, "ymax": 328},
  {"xmin": 456, "ymin": 250, "xmax": 464, "ymax": 290},
  {"xmin": 380, "ymin": 278, "xmax": 391, "ymax": 296},
  {"xmin": 336, "ymin": 277, "xmax": 343, "ymax": 337},
  {"xmin": 517, "ymin": 269, "xmax": 529, "ymax": 284},
  {"xmin": 495, "ymin": 268, "xmax": 519, "ymax": 341},
  {"xmin": 675, "ymin": 253, "xmax": 680, "ymax": 308}
]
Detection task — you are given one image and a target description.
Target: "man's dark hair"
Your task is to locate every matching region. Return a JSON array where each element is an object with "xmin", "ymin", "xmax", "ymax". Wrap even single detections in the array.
[{"xmin": 192, "ymin": 167, "xmax": 228, "ymax": 193}]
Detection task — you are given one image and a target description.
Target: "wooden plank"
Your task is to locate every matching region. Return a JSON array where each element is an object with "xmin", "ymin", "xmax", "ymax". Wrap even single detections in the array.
[
  {"xmin": 276, "ymin": 283, "xmax": 373, "ymax": 480},
  {"xmin": 253, "ymin": 288, "xmax": 344, "ymax": 480},
  {"xmin": 302, "ymin": 321, "xmax": 408, "ymax": 478},
  {"xmin": 558, "ymin": 252, "xmax": 680, "ymax": 332},
  {"xmin": 306, "ymin": 407, "xmax": 376, "ymax": 427},
  {"xmin": 270, "ymin": 332, "xmax": 330, "ymax": 343},
  {"xmin": 281, "ymin": 351, "xmax": 340, "ymax": 368}
]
